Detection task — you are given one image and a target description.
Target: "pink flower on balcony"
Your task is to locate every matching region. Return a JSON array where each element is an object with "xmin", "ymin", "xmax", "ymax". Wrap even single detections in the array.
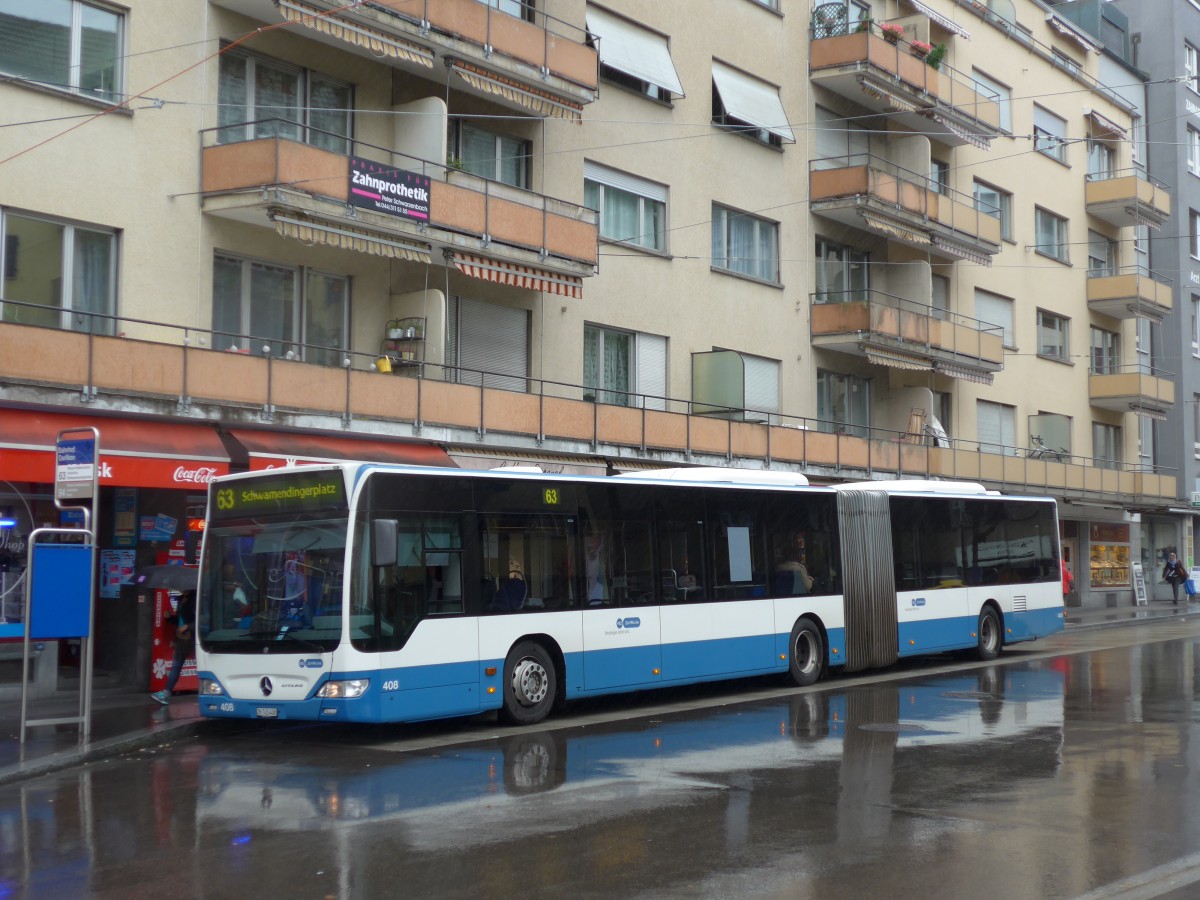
[
  {"xmin": 910, "ymin": 40, "xmax": 932, "ymax": 56},
  {"xmin": 880, "ymin": 22, "xmax": 905, "ymax": 41}
]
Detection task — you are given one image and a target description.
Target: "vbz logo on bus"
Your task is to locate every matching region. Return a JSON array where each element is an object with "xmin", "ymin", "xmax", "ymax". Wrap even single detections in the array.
[{"xmin": 616, "ymin": 617, "xmax": 641, "ymax": 629}]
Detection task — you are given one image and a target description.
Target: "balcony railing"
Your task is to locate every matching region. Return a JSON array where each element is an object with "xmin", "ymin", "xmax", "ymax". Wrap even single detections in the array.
[
  {"xmin": 809, "ymin": 20, "xmax": 1001, "ymax": 147},
  {"xmin": 1089, "ymin": 362, "xmax": 1175, "ymax": 413},
  {"xmin": 1085, "ymin": 168, "xmax": 1171, "ymax": 230},
  {"xmin": 0, "ymin": 303, "xmax": 1178, "ymax": 503},
  {"xmin": 1086, "ymin": 265, "xmax": 1173, "ymax": 323},
  {"xmin": 810, "ymin": 289, "xmax": 1004, "ymax": 375},
  {"xmin": 810, "ymin": 154, "xmax": 1002, "ymax": 260}
]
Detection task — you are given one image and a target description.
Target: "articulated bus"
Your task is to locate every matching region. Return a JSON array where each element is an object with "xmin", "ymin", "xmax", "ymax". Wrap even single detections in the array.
[{"xmin": 194, "ymin": 464, "xmax": 1064, "ymax": 725}]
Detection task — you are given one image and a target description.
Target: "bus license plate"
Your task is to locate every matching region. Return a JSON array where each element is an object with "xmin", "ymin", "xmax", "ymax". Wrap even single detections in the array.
[{"xmin": 256, "ymin": 707, "xmax": 278, "ymax": 719}]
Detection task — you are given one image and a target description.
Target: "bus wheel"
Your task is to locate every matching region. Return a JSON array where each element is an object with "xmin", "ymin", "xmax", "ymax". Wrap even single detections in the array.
[
  {"xmin": 789, "ymin": 617, "xmax": 824, "ymax": 687},
  {"xmin": 975, "ymin": 607, "xmax": 1001, "ymax": 661},
  {"xmin": 501, "ymin": 641, "xmax": 556, "ymax": 725}
]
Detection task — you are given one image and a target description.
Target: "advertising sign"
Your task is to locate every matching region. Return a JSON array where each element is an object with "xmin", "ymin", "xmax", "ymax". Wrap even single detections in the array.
[
  {"xmin": 1132, "ymin": 562, "xmax": 1147, "ymax": 606},
  {"xmin": 349, "ymin": 157, "xmax": 431, "ymax": 222},
  {"xmin": 56, "ymin": 436, "xmax": 96, "ymax": 500}
]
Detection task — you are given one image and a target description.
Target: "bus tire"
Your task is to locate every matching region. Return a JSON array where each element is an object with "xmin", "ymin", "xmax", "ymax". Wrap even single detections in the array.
[
  {"xmin": 788, "ymin": 617, "xmax": 824, "ymax": 687},
  {"xmin": 500, "ymin": 641, "xmax": 557, "ymax": 726},
  {"xmin": 975, "ymin": 607, "xmax": 1001, "ymax": 661}
]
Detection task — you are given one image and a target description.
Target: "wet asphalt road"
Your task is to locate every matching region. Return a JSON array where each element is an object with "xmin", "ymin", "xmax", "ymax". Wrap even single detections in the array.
[{"xmin": 4, "ymin": 620, "xmax": 1200, "ymax": 899}]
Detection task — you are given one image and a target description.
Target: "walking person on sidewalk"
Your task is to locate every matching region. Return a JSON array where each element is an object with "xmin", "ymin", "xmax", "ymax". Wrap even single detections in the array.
[
  {"xmin": 1161, "ymin": 552, "xmax": 1188, "ymax": 606},
  {"xmin": 151, "ymin": 590, "xmax": 195, "ymax": 704}
]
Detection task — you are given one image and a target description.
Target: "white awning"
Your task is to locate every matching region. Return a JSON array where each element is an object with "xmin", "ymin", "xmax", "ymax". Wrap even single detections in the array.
[
  {"xmin": 1130, "ymin": 404, "xmax": 1168, "ymax": 422},
  {"xmin": 934, "ymin": 361, "xmax": 994, "ymax": 385},
  {"xmin": 861, "ymin": 211, "xmax": 930, "ymax": 244},
  {"xmin": 920, "ymin": 110, "xmax": 990, "ymax": 149},
  {"xmin": 276, "ymin": 0, "xmax": 434, "ymax": 68},
  {"xmin": 586, "ymin": 6, "xmax": 683, "ymax": 97},
  {"xmin": 931, "ymin": 235, "xmax": 993, "ymax": 266},
  {"xmin": 903, "ymin": 0, "xmax": 971, "ymax": 39},
  {"xmin": 1086, "ymin": 109, "xmax": 1129, "ymax": 140},
  {"xmin": 712, "ymin": 61, "xmax": 795, "ymax": 143},
  {"xmin": 1046, "ymin": 13, "xmax": 1101, "ymax": 54}
]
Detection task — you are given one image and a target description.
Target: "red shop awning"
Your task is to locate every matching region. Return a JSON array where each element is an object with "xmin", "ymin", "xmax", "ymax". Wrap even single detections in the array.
[
  {"xmin": 226, "ymin": 428, "xmax": 455, "ymax": 471},
  {"xmin": 0, "ymin": 408, "xmax": 230, "ymax": 489}
]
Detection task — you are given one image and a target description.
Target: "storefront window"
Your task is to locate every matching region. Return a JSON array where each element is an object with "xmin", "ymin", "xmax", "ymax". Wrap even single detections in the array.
[{"xmin": 1089, "ymin": 523, "xmax": 1130, "ymax": 588}]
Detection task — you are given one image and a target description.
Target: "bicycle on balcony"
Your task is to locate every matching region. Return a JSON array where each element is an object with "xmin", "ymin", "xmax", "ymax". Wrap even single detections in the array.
[{"xmin": 1027, "ymin": 434, "xmax": 1068, "ymax": 462}]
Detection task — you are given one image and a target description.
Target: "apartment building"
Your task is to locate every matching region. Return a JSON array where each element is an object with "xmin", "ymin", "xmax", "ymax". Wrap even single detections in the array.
[{"xmin": 0, "ymin": 0, "xmax": 1183, "ymax": 653}]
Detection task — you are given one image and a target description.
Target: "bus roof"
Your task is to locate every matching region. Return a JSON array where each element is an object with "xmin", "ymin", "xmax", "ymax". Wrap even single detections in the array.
[
  {"xmin": 615, "ymin": 467, "xmax": 810, "ymax": 487},
  {"xmin": 833, "ymin": 479, "xmax": 999, "ymax": 496}
]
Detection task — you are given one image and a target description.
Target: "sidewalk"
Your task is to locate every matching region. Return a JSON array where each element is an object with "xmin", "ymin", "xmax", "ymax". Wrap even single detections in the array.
[{"xmin": 0, "ymin": 599, "xmax": 1192, "ymax": 787}]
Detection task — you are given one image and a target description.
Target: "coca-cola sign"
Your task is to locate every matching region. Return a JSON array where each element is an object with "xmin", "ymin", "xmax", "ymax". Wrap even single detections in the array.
[{"xmin": 173, "ymin": 466, "xmax": 218, "ymax": 484}]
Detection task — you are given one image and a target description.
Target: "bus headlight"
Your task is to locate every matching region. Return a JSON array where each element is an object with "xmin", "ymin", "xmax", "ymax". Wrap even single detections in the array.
[
  {"xmin": 199, "ymin": 679, "xmax": 225, "ymax": 696},
  {"xmin": 316, "ymin": 679, "xmax": 369, "ymax": 699}
]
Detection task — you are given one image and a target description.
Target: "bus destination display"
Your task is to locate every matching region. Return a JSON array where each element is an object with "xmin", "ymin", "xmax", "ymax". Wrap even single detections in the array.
[{"xmin": 210, "ymin": 470, "xmax": 347, "ymax": 520}]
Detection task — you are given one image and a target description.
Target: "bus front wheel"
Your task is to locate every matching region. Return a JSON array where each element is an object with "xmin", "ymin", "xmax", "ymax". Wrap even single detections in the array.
[
  {"xmin": 788, "ymin": 617, "xmax": 824, "ymax": 687},
  {"xmin": 500, "ymin": 641, "xmax": 557, "ymax": 725},
  {"xmin": 975, "ymin": 607, "xmax": 1001, "ymax": 661}
]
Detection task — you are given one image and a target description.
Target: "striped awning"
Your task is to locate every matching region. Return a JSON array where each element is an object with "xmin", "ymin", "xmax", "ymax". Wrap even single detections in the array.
[
  {"xmin": 449, "ymin": 61, "xmax": 583, "ymax": 122},
  {"xmin": 1130, "ymin": 404, "xmax": 1168, "ymax": 422},
  {"xmin": 934, "ymin": 361, "xmax": 994, "ymax": 385},
  {"xmin": 931, "ymin": 235, "xmax": 992, "ymax": 266},
  {"xmin": 276, "ymin": 0, "xmax": 434, "ymax": 67},
  {"xmin": 272, "ymin": 213, "xmax": 431, "ymax": 263},
  {"xmin": 864, "ymin": 347, "xmax": 933, "ymax": 371},
  {"xmin": 921, "ymin": 111, "xmax": 989, "ymax": 149},
  {"xmin": 903, "ymin": 0, "xmax": 971, "ymax": 38},
  {"xmin": 451, "ymin": 252, "xmax": 584, "ymax": 299},
  {"xmin": 857, "ymin": 76, "xmax": 917, "ymax": 113},
  {"xmin": 861, "ymin": 211, "xmax": 930, "ymax": 244},
  {"xmin": 1046, "ymin": 13, "xmax": 1101, "ymax": 54},
  {"xmin": 1087, "ymin": 109, "xmax": 1128, "ymax": 140}
]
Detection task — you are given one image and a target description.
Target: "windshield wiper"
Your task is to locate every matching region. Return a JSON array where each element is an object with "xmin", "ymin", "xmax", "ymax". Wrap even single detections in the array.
[{"xmin": 273, "ymin": 627, "xmax": 327, "ymax": 653}]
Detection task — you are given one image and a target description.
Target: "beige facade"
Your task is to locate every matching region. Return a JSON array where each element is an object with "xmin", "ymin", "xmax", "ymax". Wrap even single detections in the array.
[{"xmin": 0, "ymin": 0, "xmax": 1185, "ymax": 606}]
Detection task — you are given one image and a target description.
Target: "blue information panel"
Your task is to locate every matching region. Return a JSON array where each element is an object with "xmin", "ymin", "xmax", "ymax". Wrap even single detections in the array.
[{"xmin": 30, "ymin": 544, "xmax": 93, "ymax": 639}]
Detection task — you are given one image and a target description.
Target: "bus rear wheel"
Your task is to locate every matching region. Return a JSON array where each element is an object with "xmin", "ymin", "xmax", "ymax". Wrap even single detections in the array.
[
  {"xmin": 500, "ymin": 641, "xmax": 557, "ymax": 725},
  {"xmin": 788, "ymin": 617, "xmax": 824, "ymax": 687},
  {"xmin": 975, "ymin": 607, "xmax": 1001, "ymax": 661}
]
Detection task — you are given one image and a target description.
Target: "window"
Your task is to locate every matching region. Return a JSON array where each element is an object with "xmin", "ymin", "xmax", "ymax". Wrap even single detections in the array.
[
  {"xmin": 445, "ymin": 296, "xmax": 528, "ymax": 391},
  {"xmin": 1035, "ymin": 207, "xmax": 1069, "ymax": 262},
  {"xmin": 814, "ymin": 237, "xmax": 868, "ymax": 302},
  {"xmin": 1132, "ymin": 115, "xmax": 1146, "ymax": 166},
  {"xmin": 973, "ymin": 180, "xmax": 1012, "ymax": 241},
  {"xmin": 1029, "ymin": 412, "xmax": 1071, "ymax": 456},
  {"xmin": 932, "ymin": 274, "xmax": 950, "ymax": 321},
  {"xmin": 1051, "ymin": 49, "xmax": 1080, "ymax": 76},
  {"xmin": 218, "ymin": 50, "xmax": 352, "ymax": 153},
  {"xmin": 1087, "ymin": 139, "xmax": 1115, "ymax": 180},
  {"xmin": 977, "ymin": 401, "xmax": 1016, "ymax": 456},
  {"xmin": 1087, "ymin": 230, "xmax": 1117, "ymax": 277},
  {"xmin": 1092, "ymin": 422, "xmax": 1121, "ymax": 470},
  {"xmin": 212, "ymin": 255, "xmax": 348, "ymax": 364},
  {"xmin": 972, "ymin": 70, "xmax": 1012, "ymax": 132},
  {"xmin": 814, "ymin": 107, "xmax": 870, "ymax": 168},
  {"xmin": 817, "ymin": 370, "xmax": 870, "ymax": 437},
  {"xmin": 1038, "ymin": 310, "xmax": 1069, "ymax": 361},
  {"xmin": 454, "ymin": 123, "xmax": 529, "ymax": 188},
  {"xmin": 933, "ymin": 390, "xmax": 952, "ymax": 438},
  {"xmin": 1138, "ymin": 415, "xmax": 1154, "ymax": 465},
  {"xmin": 1090, "ymin": 327, "xmax": 1119, "ymax": 374},
  {"xmin": 1194, "ymin": 395, "xmax": 1200, "ymax": 456},
  {"xmin": 585, "ymin": 163, "xmax": 667, "ymax": 252},
  {"xmin": 930, "ymin": 160, "xmax": 950, "ymax": 195},
  {"xmin": 1191, "ymin": 210, "xmax": 1200, "ymax": 259},
  {"xmin": 712, "ymin": 204, "xmax": 779, "ymax": 282},
  {"xmin": 1189, "ymin": 126, "xmax": 1200, "ymax": 176},
  {"xmin": 1136, "ymin": 317, "xmax": 1151, "ymax": 359},
  {"xmin": 0, "ymin": 0, "xmax": 122, "ymax": 100},
  {"xmin": 584, "ymin": 325, "xmax": 667, "ymax": 409},
  {"xmin": 1187, "ymin": 43, "xmax": 1200, "ymax": 94},
  {"xmin": 0, "ymin": 210, "xmax": 116, "ymax": 334},
  {"xmin": 476, "ymin": 0, "xmax": 533, "ymax": 21},
  {"xmin": 1033, "ymin": 106, "xmax": 1068, "ymax": 163},
  {"xmin": 585, "ymin": 5, "xmax": 683, "ymax": 102},
  {"xmin": 711, "ymin": 62, "xmax": 794, "ymax": 148},
  {"xmin": 975, "ymin": 288, "xmax": 1014, "ymax": 347},
  {"xmin": 1193, "ymin": 295, "xmax": 1200, "ymax": 356}
]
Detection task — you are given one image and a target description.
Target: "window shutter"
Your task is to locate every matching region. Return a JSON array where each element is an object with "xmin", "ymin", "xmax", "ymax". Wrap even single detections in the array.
[
  {"xmin": 635, "ymin": 333, "xmax": 667, "ymax": 410},
  {"xmin": 743, "ymin": 355, "xmax": 780, "ymax": 418},
  {"xmin": 456, "ymin": 297, "xmax": 528, "ymax": 390}
]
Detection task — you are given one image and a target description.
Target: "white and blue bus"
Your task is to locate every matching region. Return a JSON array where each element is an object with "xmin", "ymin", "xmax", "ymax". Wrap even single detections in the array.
[{"xmin": 194, "ymin": 464, "xmax": 1063, "ymax": 725}]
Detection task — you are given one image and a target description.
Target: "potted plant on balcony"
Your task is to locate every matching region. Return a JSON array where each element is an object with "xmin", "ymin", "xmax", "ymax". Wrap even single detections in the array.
[
  {"xmin": 880, "ymin": 22, "xmax": 905, "ymax": 43},
  {"xmin": 910, "ymin": 39, "xmax": 932, "ymax": 58},
  {"xmin": 925, "ymin": 42, "xmax": 948, "ymax": 70}
]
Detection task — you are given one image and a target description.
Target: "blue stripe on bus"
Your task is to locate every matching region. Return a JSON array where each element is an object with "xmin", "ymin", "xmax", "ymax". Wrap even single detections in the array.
[{"xmin": 896, "ymin": 606, "xmax": 1064, "ymax": 656}]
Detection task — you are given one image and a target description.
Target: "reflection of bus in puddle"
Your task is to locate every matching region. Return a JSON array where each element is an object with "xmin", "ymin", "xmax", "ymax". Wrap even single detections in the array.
[{"xmin": 197, "ymin": 665, "xmax": 1064, "ymax": 849}]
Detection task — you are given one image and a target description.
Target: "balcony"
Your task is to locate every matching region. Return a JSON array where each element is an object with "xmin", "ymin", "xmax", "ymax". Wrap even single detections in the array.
[
  {"xmin": 1086, "ymin": 267, "xmax": 1173, "ymax": 324},
  {"xmin": 200, "ymin": 130, "xmax": 598, "ymax": 280},
  {"xmin": 0, "ymin": 310, "xmax": 1177, "ymax": 505},
  {"xmin": 1089, "ymin": 364, "xmax": 1175, "ymax": 416},
  {"xmin": 809, "ymin": 23, "xmax": 1000, "ymax": 149},
  {"xmin": 810, "ymin": 155, "xmax": 1002, "ymax": 264},
  {"xmin": 810, "ymin": 290, "xmax": 1003, "ymax": 382},
  {"xmin": 212, "ymin": 0, "xmax": 597, "ymax": 118},
  {"xmin": 1085, "ymin": 169, "xmax": 1171, "ymax": 230}
]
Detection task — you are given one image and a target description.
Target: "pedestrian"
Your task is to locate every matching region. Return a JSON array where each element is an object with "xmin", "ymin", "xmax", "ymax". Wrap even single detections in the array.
[
  {"xmin": 1060, "ymin": 559, "xmax": 1074, "ymax": 600},
  {"xmin": 1161, "ymin": 552, "xmax": 1187, "ymax": 606},
  {"xmin": 151, "ymin": 589, "xmax": 195, "ymax": 704}
]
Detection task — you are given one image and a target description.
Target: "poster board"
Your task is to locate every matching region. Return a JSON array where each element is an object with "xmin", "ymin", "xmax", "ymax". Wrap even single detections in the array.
[{"xmin": 1132, "ymin": 561, "xmax": 1147, "ymax": 606}]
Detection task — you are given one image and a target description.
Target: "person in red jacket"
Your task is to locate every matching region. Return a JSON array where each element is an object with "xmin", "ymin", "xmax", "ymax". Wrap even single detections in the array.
[{"xmin": 1061, "ymin": 559, "xmax": 1074, "ymax": 599}]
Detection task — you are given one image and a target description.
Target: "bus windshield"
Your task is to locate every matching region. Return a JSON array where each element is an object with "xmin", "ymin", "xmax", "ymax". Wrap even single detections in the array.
[{"xmin": 199, "ymin": 516, "xmax": 348, "ymax": 654}]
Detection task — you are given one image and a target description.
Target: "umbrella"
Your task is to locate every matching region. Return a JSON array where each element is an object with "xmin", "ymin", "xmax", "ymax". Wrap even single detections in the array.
[{"xmin": 135, "ymin": 564, "xmax": 199, "ymax": 592}]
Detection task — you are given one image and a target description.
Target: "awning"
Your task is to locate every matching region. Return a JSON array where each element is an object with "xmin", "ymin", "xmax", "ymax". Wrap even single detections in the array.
[
  {"xmin": 863, "ymin": 347, "xmax": 933, "ymax": 371},
  {"xmin": 712, "ymin": 61, "xmax": 795, "ymax": 143},
  {"xmin": 1086, "ymin": 109, "xmax": 1128, "ymax": 141},
  {"xmin": 451, "ymin": 251, "xmax": 584, "ymax": 299},
  {"xmin": 903, "ymin": 0, "xmax": 971, "ymax": 38},
  {"xmin": 920, "ymin": 111, "xmax": 990, "ymax": 149},
  {"xmin": 449, "ymin": 61, "xmax": 582, "ymax": 122},
  {"xmin": 1045, "ymin": 13, "xmax": 1101, "ymax": 54},
  {"xmin": 1130, "ymin": 405, "xmax": 1168, "ymax": 422},
  {"xmin": 860, "ymin": 211, "xmax": 930, "ymax": 244},
  {"xmin": 933, "ymin": 361, "xmax": 994, "ymax": 385},
  {"xmin": 276, "ymin": 0, "xmax": 434, "ymax": 67},
  {"xmin": 586, "ymin": 6, "xmax": 683, "ymax": 97},
  {"xmin": 931, "ymin": 234, "xmax": 993, "ymax": 266},
  {"xmin": 0, "ymin": 408, "xmax": 230, "ymax": 488},
  {"xmin": 226, "ymin": 428, "xmax": 455, "ymax": 471},
  {"xmin": 271, "ymin": 213, "xmax": 431, "ymax": 263},
  {"xmin": 858, "ymin": 80, "xmax": 917, "ymax": 112}
]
